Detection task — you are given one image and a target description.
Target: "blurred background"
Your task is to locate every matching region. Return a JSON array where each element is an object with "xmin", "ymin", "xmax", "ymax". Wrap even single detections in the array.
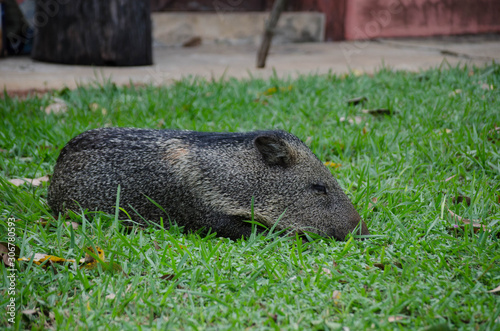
[{"xmin": 1, "ymin": 0, "xmax": 499, "ymax": 92}]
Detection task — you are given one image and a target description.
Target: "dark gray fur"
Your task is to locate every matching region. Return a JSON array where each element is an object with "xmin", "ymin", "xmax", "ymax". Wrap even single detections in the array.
[{"xmin": 48, "ymin": 128, "xmax": 369, "ymax": 240}]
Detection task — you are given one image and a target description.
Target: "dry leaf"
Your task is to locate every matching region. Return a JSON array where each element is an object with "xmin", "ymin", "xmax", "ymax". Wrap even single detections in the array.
[
  {"xmin": 160, "ymin": 274, "xmax": 175, "ymax": 281},
  {"xmin": 65, "ymin": 222, "xmax": 79, "ymax": 230},
  {"xmin": 332, "ymin": 290, "xmax": 341, "ymax": 301},
  {"xmin": 44, "ymin": 98, "xmax": 68, "ymax": 115},
  {"xmin": 82, "ymin": 246, "xmax": 105, "ymax": 270},
  {"xmin": 322, "ymin": 267, "xmax": 332, "ymax": 276},
  {"xmin": 18, "ymin": 253, "xmax": 76, "ymax": 266},
  {"xmin": 488, "ymin": 125, "xmax": 500, "ymax": 135},
  {"xmin": 347, "ymin": 96, "xmax": 367, "ymax": 106},
  {"xmin": 444, "ymin": 175, "xmax": 456, "ymax": 182},
  {"xmin": 9, "ymin": 178, "xmax": 27, "ymax": 186},
  {"xmin": 0, "ymin": 242, "xmax": 20, "ymax": 267},
  {"xmin": 480, "ymin": 83, "xmax": 493, "ymax": 90},
  {"xmin": 388, "ymin": 316, "xmax": 406, "ymax": 322},
  {"xmin": 9, "ymin": 175, "xmax": 49, "ymax": 187},
  {"xmin": 373, "ymin": 263, "xmax": 385, "ymax": 270},
  {"xmin": 105, "ymin": 293, "xmax": 116, "ymax": 300},
  {"xmin": 263, "ymin": 87, "xmax": 277, "ymax": 96},
  {"xmin": 368, "ymin": 197, "xmax": 378, "ymax": 211},
  {"xmin": 452, "ymin": 195, "xmax": 471, "ymax": 206},
  {"xmin": 324, "ymin": 161, "xmax": 341, "ymax": 169},
  {"xmin": 448, "ymin": 89, "xmax": 462, "ymax": 97},
  {"xmin": 448, "ymin": 209, "xmax": 489, "ymax": 233},
  {"xmin": 182, "ymin": 36, "xmax": 202, "ymax": 47},
  {"xmin": 488, "ymin": 285, "xmax": 500, "ymax": 293},
  {"xmin": 22, "ymin": 309, "xmax": 39, "ymax": 315},
  {"xmin": 153, "ymin": 240, "xmax": 161, "ymax": 250},
  {"xmin": 352, "ymin": 69, "xmax": 363, "ymax": 76},
  {"xmin": 487, "ymin": 125, "xmax": 500, "ymax": 142},
  {"xmin": 362, "ymin": 108, "xmax": 396, "ymax": 116},
  {"xmin": 339, "ymin": 116, "xmax": 363, "ymax": 125}
]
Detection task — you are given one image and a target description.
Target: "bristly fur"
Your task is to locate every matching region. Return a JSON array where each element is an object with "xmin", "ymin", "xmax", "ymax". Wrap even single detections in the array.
[{"xmin": 48, "ymin": 128, "xmax": 369, "ymax": 240}]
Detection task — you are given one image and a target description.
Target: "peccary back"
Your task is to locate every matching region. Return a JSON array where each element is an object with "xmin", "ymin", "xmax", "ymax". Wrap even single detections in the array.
[{"xmin": 48, "ymin": 128, "xmax": 369, "ymax": 240}]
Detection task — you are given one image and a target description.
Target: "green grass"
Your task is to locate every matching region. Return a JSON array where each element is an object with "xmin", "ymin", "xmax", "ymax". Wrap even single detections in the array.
[{"xmin": 1, "ymin": 63, "xmax": 500, "ymax": 330}]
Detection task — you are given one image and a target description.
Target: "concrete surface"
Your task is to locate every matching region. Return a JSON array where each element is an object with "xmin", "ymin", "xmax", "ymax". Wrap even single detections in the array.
[
  {"xmin": 152, "ymin": 12, "xmax": 325, "ymax": 46},
  {"xmin": 1, "ymin": 35, "xmax": 499, "ymax": 92}
]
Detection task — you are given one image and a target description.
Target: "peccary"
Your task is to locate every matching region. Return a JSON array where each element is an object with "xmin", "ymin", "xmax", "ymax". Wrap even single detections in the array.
[{"xmin": 48, "ymin": 128, "xmax": 369, "ymax": 240}]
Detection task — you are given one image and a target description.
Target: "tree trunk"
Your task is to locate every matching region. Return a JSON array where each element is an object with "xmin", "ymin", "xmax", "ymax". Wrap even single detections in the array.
[{"xmin": 31, "ymin": 0, "xmax": 152, "ymax": 66}]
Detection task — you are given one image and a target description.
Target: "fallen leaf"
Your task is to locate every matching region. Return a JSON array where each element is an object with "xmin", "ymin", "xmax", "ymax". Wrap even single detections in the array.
[
  {"xmin": 448, "ymin": 89, "xmax": 462, "ymax": 97},
  {"xmin": 44, "ymin": 98, "xmax": 68, "ymax": 115},
  {"xmin": 22, "ymin": 309, "xmax": 39, "ymax": 315},
  {"xmin": 352, "ymin": 69, "xmax": 363, "ymax": 76},
  {"xmin": 263, "ymin": 87, "xmax": 277, "ymax": 96},
  {"xmin": 362, "ymin": 108, "xmax": 397, "ymax": 116},
  {"xmin": 339, "ymin": 116, "xmax": 363, "ymax": 125},
  {"xmin": 373, "ymin": 263, "xmax": 385, "ymax": 270},
  {"xmin": 0, "ymin": 242, "xmax": 20, "ymax": 267},
  {"xmin": 448, "ymin": 209, "xmax": 489, "ymax": 233},
  {"xmin": 82, "ymin": 246, "xmax": 105, "ymax": 270},
  {"xmin": 160, "ymin": 274, "xmax": 175, "ymax": 281},
  {"xmin": 324, "ymin": 161, "xmax": 341, "ymax": 169},
  {"xmin": 9, "ymin": 175, "xmax": 50, "ymax": 187},
  {"xmin": 153, "ymin": 240, "xmax": 161, "ymax": 250},
  {"xmin": 105, "ymin": 293, "xmax": 116, "ymax": 300},
  {"xmin": 488, "ymin": 285, "xmax": 500, "ymax": 293},
  {"xmin": 444, "ymin": 175, "xmax": 456, "ymax": 182},
  {"xmin": 368, "ymin": 197, "xmax": 378, "ymax": 211},
  {"xmin": 388, "ymin": 316, "xmax": 406, "ymax": 322},
  {"xmin": 346, "ymin": 96, "xmax": 367, "ymax": 106},
  {"xmin": 332, "ymin": 290, "xmax": 341, "ymax": 301},
  {"xmin": 322, "ymin": 267, "xmax": 332, "ymax": 276},
  {"xmin": 9, "ymin": 179, "xmax": 27, "ymax": 186},
  {"xmin": 65, "ymin": 222, "xmax": 79, "ymax": 230},
  {"xmin": 362, "ymin": 127, "xmax": 368, "ymax": 135},
  {"xmin": 487, "ymin": 125, "xmax": 500, "ymax": 142},
  {"xmin": 89, "ymin": 103, "xmax": 100, "ymax": 111},
  {"xmin": 182, "ymin": 36, "xmax": 202, "ymax": 47},
  {"xmin": 452, "ymin": 195, "xmax": 471, "ymax": 206},
  {"xmin": 480, "ymin": 83, "xmax": 493, "ymax": 90},
  {"xmin": 18, "ymin": 253, "xmax": 76, "ymax": 266}
]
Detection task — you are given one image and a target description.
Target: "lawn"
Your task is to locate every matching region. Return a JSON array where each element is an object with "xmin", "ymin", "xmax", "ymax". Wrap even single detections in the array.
[{"xmin": 1, "ymin": 64, "xmax": 499, "ymax": 330}]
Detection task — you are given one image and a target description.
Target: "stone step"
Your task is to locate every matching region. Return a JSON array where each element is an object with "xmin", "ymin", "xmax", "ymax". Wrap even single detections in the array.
[{"xmin": 152, "ymin": 12, "xmax": 325, "ymax": 47}]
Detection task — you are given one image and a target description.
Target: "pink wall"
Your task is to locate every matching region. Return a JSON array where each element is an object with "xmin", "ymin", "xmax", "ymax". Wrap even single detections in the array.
[{"xmin": 344, "ymin": 0, "xmax": 500, "ymax": 40}]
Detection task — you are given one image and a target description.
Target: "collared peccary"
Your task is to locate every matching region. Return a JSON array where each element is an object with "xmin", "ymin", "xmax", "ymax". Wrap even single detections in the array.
[{"xmin": 48, "ymin": 128, "xmax": 369, "ymax": 240}]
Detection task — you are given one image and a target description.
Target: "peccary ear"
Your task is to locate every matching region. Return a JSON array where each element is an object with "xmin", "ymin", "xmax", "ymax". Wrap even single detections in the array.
[{"xmin": 254, "ymin": 135, "xmax": 294, "ymax": 167}]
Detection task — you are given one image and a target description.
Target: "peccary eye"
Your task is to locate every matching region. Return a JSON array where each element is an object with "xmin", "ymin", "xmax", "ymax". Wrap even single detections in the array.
[{"xmin": 312, "ymin": 183, "xmax": 328, "ymax": 194}]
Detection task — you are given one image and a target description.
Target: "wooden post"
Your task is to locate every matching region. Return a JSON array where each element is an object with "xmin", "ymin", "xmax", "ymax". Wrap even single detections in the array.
[
  {"xmin": 31, "ymin": 0, "xmax": 152, "ymax": 66},
  {"xmin": 256, "ymin": 0, "xmax": 287, "ymax": 68}
]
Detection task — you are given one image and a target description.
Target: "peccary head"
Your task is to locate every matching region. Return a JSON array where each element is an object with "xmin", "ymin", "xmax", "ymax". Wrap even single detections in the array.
[{"xmin": 243, "ymin": 132, "xmax": 369, "ymax": 240}]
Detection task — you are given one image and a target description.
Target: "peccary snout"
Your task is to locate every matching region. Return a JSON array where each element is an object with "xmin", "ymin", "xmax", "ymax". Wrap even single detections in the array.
[{"xmin": 48, "ymin": 128, "xmax": 369, "ymax": 240}]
